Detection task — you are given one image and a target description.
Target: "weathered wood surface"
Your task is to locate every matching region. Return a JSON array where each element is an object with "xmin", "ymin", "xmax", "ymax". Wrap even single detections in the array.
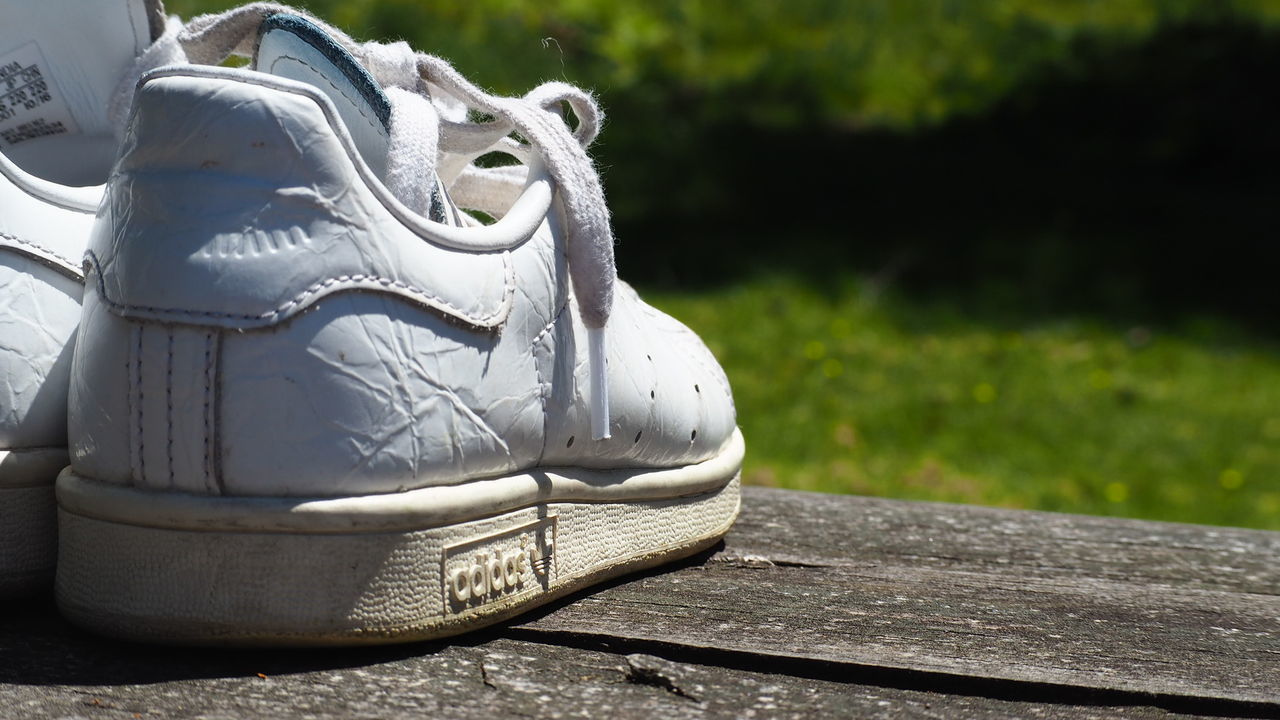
[
  {"xmin": 0, "ymin": 487, "xmax": 1277, "ymax": 719},
  {"xmin": 517, "ymin": 489, "xmax": 1280, "ymax": 705},
  {"xmin": 0, "ymin": 606, "xmax": 1250, "ymax": 719}
]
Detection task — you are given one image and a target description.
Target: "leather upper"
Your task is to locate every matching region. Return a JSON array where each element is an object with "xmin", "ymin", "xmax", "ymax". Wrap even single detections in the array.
[
  {"xmin": 71, "ymin": 68, "xmax": 736, "ymax": 497},
  {"xmin": 92, "ymin": 73, "xmax": 511, "ymax": 331},
  {"xmin": 0, "ymin": 152, "xmax": 92, "ymax": 450}
]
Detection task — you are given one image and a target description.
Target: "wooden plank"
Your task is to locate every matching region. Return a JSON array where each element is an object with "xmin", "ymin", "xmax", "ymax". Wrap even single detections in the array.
[
  {"xmin": 726, "ymin": 489, "xmax": 1280, "ymax": 595},
  {"xmin": 0, "ymin": 603, "xmax": 1239, "ymax": 719},
  {"xmin": 513, "ymin": 488, "xmax": 1280, "ymax": 705}
]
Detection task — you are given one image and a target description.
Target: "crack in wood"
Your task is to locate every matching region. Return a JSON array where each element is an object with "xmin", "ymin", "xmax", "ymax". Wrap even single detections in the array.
[{"xmin": 623, "ymin": 655, "xmax": 701, "ymax": 703}]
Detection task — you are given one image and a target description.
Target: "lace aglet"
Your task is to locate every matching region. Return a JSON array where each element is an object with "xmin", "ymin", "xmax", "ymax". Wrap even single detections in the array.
[{"xmin": 588, "ymin": 325, "xmax": 610, "ymax": 440}]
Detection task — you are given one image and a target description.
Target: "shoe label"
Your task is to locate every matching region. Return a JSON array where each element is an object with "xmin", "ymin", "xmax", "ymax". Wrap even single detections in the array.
[
  {"xmin": 441, "ymin": 515, "xmax": 557, "ymax": 614},
  {"xmin": 0, "ymin": 43, "xmax": 80, "ymax": 148}
]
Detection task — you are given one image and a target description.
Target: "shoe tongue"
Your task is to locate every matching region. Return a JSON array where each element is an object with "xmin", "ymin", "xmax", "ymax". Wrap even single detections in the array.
[
  {"xmin": 254, "ymin": 13, "xmax": 392, "ymax": 179},
  {"xmin": 0, "ymin": 0, "xmax": 161, "ymax": 179}
]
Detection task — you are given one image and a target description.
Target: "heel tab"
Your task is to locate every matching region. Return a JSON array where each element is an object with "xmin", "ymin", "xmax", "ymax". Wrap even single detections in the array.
[{"xmin": 125, "ymin": 67, "xmax": 343, "ymax": 178}]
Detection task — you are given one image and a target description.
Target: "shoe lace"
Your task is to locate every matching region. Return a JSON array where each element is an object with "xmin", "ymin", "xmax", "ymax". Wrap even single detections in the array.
[{"xmin": 143, "ymin": 4, "xmax": 618, "ymax": 440}]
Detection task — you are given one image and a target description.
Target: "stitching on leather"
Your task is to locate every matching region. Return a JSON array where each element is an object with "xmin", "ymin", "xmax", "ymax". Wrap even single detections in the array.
[
  {"xmin": 203, "ymin": 331, "xmax": 213, "ymax": 494},
  {"xmin": 532, "ymin": 351, "xmax": 546, "ymax": 455},
  {"xmin": 135, "ymin": 325, "xmax": 146, "ymax": 486},
  {"xmin": 86, "ymin": 251, "xmax": 515, "ymax": 329},
  {"xmin": 210, "ymin": 331, "xmax": 227, "ymax": 496},
  {"xmin": 126, "ymin": 325, "xmax": 138, "ymax": 483},
  {"xmin": 529, "ymin": 304, "xmax": 564, "ymax": 348},
  {"xmin": 0, "ymin": 231, "xmax": 82, "ymax": 276},
  {"xmin": 269, "ymin": 55, "xmax": 384, "ymax": 135},
  {"xmin": 166, "ymin": 329, "xmax": 175, "ymax": 487}
]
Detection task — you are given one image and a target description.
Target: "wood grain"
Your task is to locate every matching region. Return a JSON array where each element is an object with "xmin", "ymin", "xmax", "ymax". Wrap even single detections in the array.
[
  {"xmin": 513, "ymin": 488, "xmax": 1280, "ymax": 705},
  {"xmin": 0, "ymin": 605, "xmax": 1236, "ymax": 719},
  {"xmin": 727, "ymin": 489, "xmax": 1280, "ymax": 595}
]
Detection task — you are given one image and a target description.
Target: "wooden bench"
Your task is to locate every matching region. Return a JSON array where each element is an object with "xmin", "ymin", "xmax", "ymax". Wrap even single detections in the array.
[{"xmin": 3, "ymin": 487, "xmax": 1277, "ymax": 718}]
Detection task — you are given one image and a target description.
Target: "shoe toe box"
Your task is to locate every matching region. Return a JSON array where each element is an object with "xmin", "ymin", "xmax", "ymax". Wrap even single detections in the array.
[{"xmin": 541, "ymin": 282, "xmax": 737, "ymax": 469}]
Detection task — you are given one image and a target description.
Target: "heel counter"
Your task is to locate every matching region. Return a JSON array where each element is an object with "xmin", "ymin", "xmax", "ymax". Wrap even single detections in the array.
[
  {"xmin": 92, "ymin": 68, "xmax": 509, "ymax": 332},
  {"xmin": 70, "ymin": 289, "xmax": 222, "ymax": 493},
  {"xmin": 75, "ymin": 68, "xmax": 523, "ymax": 497},
  {"xmin": 66, "ymin": 70, "xmax": 307, "ymax": 492}
]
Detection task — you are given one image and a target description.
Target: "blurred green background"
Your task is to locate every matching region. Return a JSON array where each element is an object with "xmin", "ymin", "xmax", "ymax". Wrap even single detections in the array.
[{"xmin": 171, "ymin": 0, "xmax": 1280, "ymax": 528}]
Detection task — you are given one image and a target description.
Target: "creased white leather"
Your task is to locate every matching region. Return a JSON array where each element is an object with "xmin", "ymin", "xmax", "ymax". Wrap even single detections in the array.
[
  {"xmin": 0, "ymin": 253, "xmax": 81, "ymax": 449},
  {"xmin": 0, "ymin": 158, "xmax": 92, "ymax": 452},
  {"xmin": 90, "ymin": 72, "xmax": 513, "ymax": 330},
  {"xmin": 218, "ymin": 292, "xmax": 546, "ymax": 496},
  {"xmin": 72, "ymin": 67, "xmax": 738, "ymax": 498},
  {"xmin": 67, "ymin": 290, "xmax": 134, "ymax": 484}
]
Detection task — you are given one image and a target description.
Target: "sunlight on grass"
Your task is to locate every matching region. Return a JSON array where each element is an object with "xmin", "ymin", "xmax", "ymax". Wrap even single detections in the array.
[{"xmin": 646, "ymin": 275, "xmax": 1280, "ymax": 530}]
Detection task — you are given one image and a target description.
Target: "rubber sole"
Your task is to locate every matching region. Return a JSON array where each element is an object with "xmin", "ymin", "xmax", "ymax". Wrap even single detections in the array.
[
  {"xmin": 55, "ymin": 437, "xmax": 743, "ymax": 646},
  {"xmin": 0, "ymin": 448, "xmax": 66, "ymax": 596}
]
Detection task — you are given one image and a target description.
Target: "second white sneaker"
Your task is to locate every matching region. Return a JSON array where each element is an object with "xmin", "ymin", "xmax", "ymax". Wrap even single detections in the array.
[
  {"xmin": 57, "ymin": 6, "xmax": 742, "ymax": 644},
  {"xmin": 0, "ymin": 0, "xmax": 182, "ymax": 595}
]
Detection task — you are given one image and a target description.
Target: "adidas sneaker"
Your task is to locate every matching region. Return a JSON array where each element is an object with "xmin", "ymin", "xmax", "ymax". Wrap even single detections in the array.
[{"xmin": 57, "ymin": 5, "xmax": 742, "ymax": 643}]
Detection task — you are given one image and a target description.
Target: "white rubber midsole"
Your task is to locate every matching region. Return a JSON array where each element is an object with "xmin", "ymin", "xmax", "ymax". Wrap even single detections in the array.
[
  {"xmin": 56, "ymin": 428, "xmax": 745, "ymax": 534},
  {"xmin": 0, "ymin": 447, "xmax": 69, "ymax": 489},
  {"xmin": 0, "ymin": 448, "xmax": 62, "ymax": 592},
  {"xmin": 57, "ymin": 476, "xmax": 740, "ymax": 645}
]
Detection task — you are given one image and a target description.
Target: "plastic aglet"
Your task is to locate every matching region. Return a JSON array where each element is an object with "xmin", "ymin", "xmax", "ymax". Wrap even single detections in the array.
[{"xmin": 588, "ymin": 325, "xmax": 610, "ymax": 440}]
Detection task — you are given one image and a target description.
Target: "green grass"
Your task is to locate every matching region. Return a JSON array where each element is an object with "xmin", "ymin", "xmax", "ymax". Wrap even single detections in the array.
[{"xmin": 647, "ymin": 275, "xmax": 1280, "ymax": 530}]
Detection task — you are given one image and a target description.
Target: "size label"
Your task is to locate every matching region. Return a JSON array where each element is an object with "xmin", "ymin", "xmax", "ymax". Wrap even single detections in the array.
[{"xmin": 0, "ymin": 43, "xmax": 79, "ymax": 147}]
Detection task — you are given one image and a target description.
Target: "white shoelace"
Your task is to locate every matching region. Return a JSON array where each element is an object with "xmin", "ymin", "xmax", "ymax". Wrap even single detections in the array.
[{"xmin": 114, "ymin": 4, "xmax": 618, "ymax": 440}]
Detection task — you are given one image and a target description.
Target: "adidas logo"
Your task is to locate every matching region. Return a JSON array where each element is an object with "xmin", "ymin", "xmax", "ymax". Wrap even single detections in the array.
[{"xmin": 443, "ymin": 516, "xmax": 556, "ymax": 609}]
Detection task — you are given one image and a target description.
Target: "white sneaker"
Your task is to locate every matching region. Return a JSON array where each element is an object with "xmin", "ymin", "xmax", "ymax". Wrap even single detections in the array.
[
  {"xmin": 0, "ymin": 0, "xmax": 183, "ymax": 595},
  {"xmin": 57, "ymin": 6, "xmax": 742, "ymax": 644}
]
